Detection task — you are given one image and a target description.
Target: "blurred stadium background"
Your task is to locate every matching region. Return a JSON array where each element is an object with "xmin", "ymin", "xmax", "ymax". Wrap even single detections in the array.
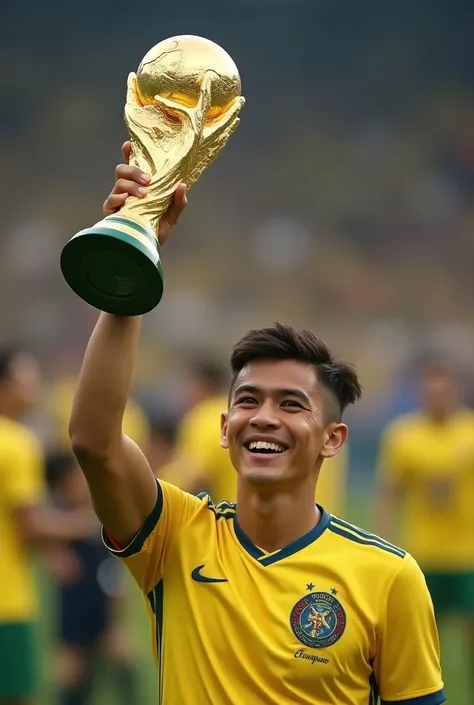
[{"xmin": 2, "ymin": 0, "xmax": 473, "ymax": 703}]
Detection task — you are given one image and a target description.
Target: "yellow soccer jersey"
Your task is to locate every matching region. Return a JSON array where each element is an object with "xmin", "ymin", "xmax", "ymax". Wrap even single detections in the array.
[
  {"xmin": 0, "ymin": 417, "xmax": 45, "ymax": 620},
  {"xmin": 103, "ymin": 480, "xmax": 444, "ymax": 705},
  {"xmin": 164, "ymin": 395, "xmax": 347, "ymax": 514},
  {"xmin": 378, "ymin": 408, "xmax": 474, "ymax": 570}
]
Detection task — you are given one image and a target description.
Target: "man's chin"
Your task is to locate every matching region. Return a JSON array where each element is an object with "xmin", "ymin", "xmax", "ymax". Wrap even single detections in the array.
[{"xmin": 238, "ymin": 465, "xmax": 290, "ymax": 486}]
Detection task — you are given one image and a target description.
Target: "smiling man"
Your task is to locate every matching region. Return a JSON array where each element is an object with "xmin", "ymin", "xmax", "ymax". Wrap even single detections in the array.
[{"xmin": 67, "ymin": 144, "xmax": 445, "ymax": 705}]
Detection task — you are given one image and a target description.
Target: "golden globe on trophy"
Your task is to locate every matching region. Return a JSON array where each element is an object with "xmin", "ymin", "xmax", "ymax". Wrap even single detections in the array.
[{"xmin": 60, "ymin": 35, "xmax": 245, "ymax": 316}]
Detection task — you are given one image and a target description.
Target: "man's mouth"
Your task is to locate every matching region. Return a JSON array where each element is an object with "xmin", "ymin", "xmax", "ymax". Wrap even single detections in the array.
[{"xmin": 244, "ymin": 440, "xmax": 289, "ymax": 455}]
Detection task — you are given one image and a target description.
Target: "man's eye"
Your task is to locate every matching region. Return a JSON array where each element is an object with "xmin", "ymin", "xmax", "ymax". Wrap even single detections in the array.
[
  {"xmin": 282, "ymin": 400, "xmax": 302, "ymax": 408},
  {"xmin": 236, "ymin": 397, "xmax": 257, "ymax": 405}
]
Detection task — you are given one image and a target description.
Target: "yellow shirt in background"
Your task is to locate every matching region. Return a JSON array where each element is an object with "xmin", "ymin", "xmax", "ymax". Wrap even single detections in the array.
[
  {"xmin": 377, "ymin": 408, "xmax": 474, "ymax": 570},
  {"xmin": 0, "ymin": 417, "xmax": 45, "ymax": 621},
  {"xmin": 51, "ymin": 377, "xmax": 150, "ymax": 449},
  {"xmin": 161, "ymin": 396, "xmax": 348, "ymax": 515},
  {"xmin": 318, "ymin": 447, "xmax": 348, "ymax": 517}
]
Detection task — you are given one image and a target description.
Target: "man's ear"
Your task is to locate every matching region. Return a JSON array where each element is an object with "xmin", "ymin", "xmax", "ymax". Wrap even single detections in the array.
[
  {"xmin": 319, "ymin": 423, "xmax": 348, "ymax": 459},
  {"xmin": 220, "ymin": 412, "xmax": 229, "ymax": 449}
]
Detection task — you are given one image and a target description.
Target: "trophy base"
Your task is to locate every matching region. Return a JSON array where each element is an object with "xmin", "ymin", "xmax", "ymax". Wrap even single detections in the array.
[{"xmin": 60, "ymin": 215, "xmax": 163, "ymax": 316}]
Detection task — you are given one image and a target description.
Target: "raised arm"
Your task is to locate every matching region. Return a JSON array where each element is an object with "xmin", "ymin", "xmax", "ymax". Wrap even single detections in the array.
[{"xmin": 69, "ymin": 142, "xmax": 187, "ymax": 546}]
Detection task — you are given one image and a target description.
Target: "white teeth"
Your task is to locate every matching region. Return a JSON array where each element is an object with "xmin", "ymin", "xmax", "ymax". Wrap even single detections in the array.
[{"xmin": 248, "ymin": 441, "xmax": 285, "ymax": 453}]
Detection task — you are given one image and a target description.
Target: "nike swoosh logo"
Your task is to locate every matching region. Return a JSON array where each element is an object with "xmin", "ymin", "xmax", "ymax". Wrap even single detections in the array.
[{"xmin": 191, "ymin": 564, "xmax": 228, "ymax": 584}]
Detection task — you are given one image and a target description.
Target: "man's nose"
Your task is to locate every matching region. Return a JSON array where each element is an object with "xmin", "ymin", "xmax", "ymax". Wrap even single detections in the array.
[{"xmin": 249, "ymin": 402, "xmax": 281, "ymax": 429}]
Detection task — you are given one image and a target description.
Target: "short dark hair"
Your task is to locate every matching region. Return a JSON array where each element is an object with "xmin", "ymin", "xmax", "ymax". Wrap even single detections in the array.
[
  {"xmin": 45, "ymin": 451, "xmax": 77, "ymax": 490},
  {"xmin": 229, "ymin": 323, "xmax": 362, "ymax": 420},
  {"xmin": 189, "ymin": 358, "xmax": 228, "ymax": 390},
  {"xmin": 0, "ymin": 348, "xmax": 21, "ymax": 381},
  {"xmin": 149, "ymin": 411, "xmax": 180, "ymax": 446},
  {"xmin": 415, "ymin": 353, "xmax": 457, "ymax": 380}
]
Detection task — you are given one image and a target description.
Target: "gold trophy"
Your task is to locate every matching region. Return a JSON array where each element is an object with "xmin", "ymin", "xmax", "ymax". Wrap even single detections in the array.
[{"xmin": 60, "ymin": 35, "xmax": 245, "ymax": 315}]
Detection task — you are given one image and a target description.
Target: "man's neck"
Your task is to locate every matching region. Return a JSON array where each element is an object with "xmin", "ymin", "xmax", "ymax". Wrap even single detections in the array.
[
  {"xmin": 424, "ymin": 406, "xmax": 460, "ymax": 424},
  {"xmin": 0, "ymin": 403, "xmax": 19, "ymax": 421},
  {"xmin": 236, "ymin": 478, "xmax": 320, "ymax": 554}
]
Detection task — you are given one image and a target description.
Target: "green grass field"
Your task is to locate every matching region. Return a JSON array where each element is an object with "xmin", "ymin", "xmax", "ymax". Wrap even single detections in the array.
[{"xmin": 37, "ymin": 492, "xmax": 469, "ymax": 704}]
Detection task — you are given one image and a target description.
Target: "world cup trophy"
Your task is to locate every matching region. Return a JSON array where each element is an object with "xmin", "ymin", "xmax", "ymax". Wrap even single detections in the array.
[{"xmin": 60, "ymin": 35, "xmax": 245, "ymax": 316}]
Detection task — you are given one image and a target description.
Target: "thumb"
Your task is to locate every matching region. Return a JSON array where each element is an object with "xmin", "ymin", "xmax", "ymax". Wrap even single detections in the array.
[
  {"xmin": 166, "ymin": 183, "xmax": 188, "ymax": 226},
  {"xmin": 126, "ymin": 72, "xmax": 139, "ymax": 105},
  {"xmin": 121, "ymin": 141, "xmax": 132, "ymax": 165}
]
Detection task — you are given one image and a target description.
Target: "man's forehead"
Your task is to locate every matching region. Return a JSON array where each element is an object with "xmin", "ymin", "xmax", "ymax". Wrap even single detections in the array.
[{"xmin": 233, "ymin": 359, "xmax": 320, "ymax": 393}]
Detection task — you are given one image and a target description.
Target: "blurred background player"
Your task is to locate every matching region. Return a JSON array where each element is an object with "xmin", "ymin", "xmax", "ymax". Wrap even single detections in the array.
[
  {"xmin": 0, "ymin": 349, "xmax": 94, "ymax": 705},
  {"xmin": 158, "ymin": 357, "xmax": 349, "ymax": 514},
  {"xmin": 45, "ymin": 452, "xmax": 140, "ymax": 705},
  {"xmin": 157, "ymin": 358, "xmax": 235, "ymax": 496},
  {"xmin": 50, "ymin": 373, "xmax": 150, "ymax": 457},
  {"xmin": 374, "ymin": 358, "xmax": 474, "ymax": 692},
  {"xmin": 145, "ymin": 410, "xmax": 180, "ymax": 477}
]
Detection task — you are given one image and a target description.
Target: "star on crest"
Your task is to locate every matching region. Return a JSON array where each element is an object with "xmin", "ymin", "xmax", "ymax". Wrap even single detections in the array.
[
  {"xmin": 331, "ymin": 588, "xmax": 338, "ymax": 595},
  {"xmin": 306, "ymin": 582, "xmax": 315, "ymax": 591}
]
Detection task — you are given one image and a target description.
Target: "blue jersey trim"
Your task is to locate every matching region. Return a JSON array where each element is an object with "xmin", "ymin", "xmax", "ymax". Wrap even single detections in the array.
[
  {"xmin": 203, "ymin": 495, "xmax": 236, "ymax": 521},
  {"xmin": 155, "ymin": 581, "xmax": 164, "ymax": 705},
  {"xmin": 381, "ymin": 689, "xmax": 446, "ymax": 705},
  {"xmin": 101, "ymin": 477, "xmax": 163, "ymax": 558},
  {"xmin": 233, "ymin": 505, "xmax": 331, "ymax": 566},
  {"xmin": 146, "ymin": 582, "xmax": 164, "ymax": 703},
  {"xmin": 331, "ymin": 516, "xmax": 406, "ymax": 557},
  {"xmin": 369, "ymin": 671, "xmax": 379, "ymax": 704},
  {"xmin": 328, "ymin": 523, "xmax": 406, "ymax": 558}
]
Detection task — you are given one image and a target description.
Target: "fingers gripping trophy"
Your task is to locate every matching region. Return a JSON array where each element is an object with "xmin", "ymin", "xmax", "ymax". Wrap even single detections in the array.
[{"xmin": 60, "ymin": 35, "xmax": 245, "ymax": 316}]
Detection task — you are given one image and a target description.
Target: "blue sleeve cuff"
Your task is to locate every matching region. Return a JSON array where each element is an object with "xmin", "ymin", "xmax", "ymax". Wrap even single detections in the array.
[
  {"xmin": 382, "ymin": 689, "xmax": 446, "ymax": 705},
  {"xmin": 101, "ymin": 478, "xmax": 163, "ymax": 557}
]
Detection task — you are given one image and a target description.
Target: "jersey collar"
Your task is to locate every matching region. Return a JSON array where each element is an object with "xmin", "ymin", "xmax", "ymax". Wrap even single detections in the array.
[{"xmin": 233, "ymin": 505, "xmax": 330, "ymax": 567}]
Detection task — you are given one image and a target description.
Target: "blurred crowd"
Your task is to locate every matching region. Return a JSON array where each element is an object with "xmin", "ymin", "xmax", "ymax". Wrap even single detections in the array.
[{"xmin": 1, "ymin": 3, "xmax": 473, "ymax": 416}]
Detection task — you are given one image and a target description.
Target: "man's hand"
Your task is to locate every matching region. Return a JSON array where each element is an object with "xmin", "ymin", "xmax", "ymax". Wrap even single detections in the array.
[{"xmin": 103, "ymin": 141, "xmax": 188, "ymax": 245}]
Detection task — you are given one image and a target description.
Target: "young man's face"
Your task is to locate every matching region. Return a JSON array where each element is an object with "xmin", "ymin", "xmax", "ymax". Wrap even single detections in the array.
[
  {"xmin": 0, "ymin": 353, "xmax": 41, "ymax": 414},
  {"xmin": 221, "ymin": 359, "xmax": 347, "ymax": 488},
  {"xmin": 419, "ymin": 365, "xmax": 459, "ymax": 418}
]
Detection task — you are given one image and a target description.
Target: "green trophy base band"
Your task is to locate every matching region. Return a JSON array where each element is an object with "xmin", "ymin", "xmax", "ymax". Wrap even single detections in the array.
[{"xmin": 60, "ymin": 215, "xmax": 163, "ymax": 316}]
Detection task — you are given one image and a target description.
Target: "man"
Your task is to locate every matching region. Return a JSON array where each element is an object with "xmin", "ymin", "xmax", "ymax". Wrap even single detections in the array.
[
  {"xmin": 0, "ymin": 349, "xmax": 94, "ymax": 705},
  {"xmin": 375, "ymin": 359, "xmax": 474, "ymax": 685},
  {"xmin": 68, "ymin": 142, "xmax": 445, "ymax": 705}
]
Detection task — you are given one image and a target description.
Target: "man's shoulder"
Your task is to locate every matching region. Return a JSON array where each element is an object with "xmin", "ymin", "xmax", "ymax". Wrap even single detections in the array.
[
  {"xmin": 182, "ymin": 397, "xmax": 227, "ymax": 428},
  {"xmin": 455, "ymin": 407, "xmax": 474, "ymax": 426},
  {"xmin": 327, "ymin": 513, "xmax": 408, "ymax": 569},
  {"xmin": 0, "ymin": 417, "xmax": 40, "ymax": 451},
  {"xmin": 194, "ymin": 491, "xmax": 236, "ymax": 519},
  {"xmin": 160, "ymin": 481, "xmax": 235, "ymax": 522},
  {"xmin": 383, "ymin": 411, "xmax": 425, "ymax": 436}
]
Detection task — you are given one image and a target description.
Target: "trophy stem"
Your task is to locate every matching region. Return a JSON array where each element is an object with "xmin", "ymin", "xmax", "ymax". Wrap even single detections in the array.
[{"xmin": 60, "ymin": 214, "xmax": 164, "ymax": 316}]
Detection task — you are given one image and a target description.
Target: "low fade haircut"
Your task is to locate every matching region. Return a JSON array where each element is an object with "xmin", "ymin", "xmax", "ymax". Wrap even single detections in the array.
[{"xmin": 229, "ymin": 323, "xmax": 362, "ymax": 422}]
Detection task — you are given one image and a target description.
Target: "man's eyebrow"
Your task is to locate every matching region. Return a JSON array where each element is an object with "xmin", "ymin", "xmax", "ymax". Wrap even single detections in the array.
[
  {"xmin": 232, "ymin": 384, "xmax": 311, "ymax": 406},
  {"xmin": 232, "ymin": 384, "xmax": 259, "ymax": 398},
  {"xmin": 278, "ymin": 388, "xmax": 312, "ymax": 405}
]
